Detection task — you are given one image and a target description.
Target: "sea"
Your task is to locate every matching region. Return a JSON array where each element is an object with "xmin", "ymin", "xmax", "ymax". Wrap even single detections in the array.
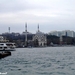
[{"xmin": 0, "ymin": 47, "xmax": 75, "ymax": 75}]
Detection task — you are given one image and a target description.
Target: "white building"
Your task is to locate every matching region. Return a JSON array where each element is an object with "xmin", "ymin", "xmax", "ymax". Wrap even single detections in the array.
[
  {"xmin": 0, "ymin": 36, "xmax": 4, "ymax": 41},
  {"xmin": 0, "ymin": 36, "xmax": 9, "ymax": 42},
  {"xmin": 61, "ymin": 30, "xmax": 75, "ymax": 37},
  {"xmin": 33, "ymin": 25, "xmax": 47, "ymax": 46},
  {"xmin": 49, "ymin": 30, "xmax": 75, "ymax": 37},
  {"xmin": 49, "ymin": 31, "xmax": 61, "ymax": 37}
]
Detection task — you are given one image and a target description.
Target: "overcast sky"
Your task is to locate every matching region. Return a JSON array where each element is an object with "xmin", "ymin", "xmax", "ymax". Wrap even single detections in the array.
[{"xmin": 0, "ymin": 0, "xmax": 75, "ymax": 34}]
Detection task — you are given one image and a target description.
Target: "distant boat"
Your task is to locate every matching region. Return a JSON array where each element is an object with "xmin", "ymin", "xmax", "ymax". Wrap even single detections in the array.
[{"xmin": 0, "ymin": 43, "xmax": 16, "ymax": 51}]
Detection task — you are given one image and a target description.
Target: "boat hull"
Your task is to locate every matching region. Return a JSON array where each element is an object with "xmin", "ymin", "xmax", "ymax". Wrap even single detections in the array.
[
  {"xmin": 0, "ymin": 48, "xmax": 16, "ymax": 51},
  {"xmin": 0, "ymin": 51, "xmax": 11, "ymax": 59}
]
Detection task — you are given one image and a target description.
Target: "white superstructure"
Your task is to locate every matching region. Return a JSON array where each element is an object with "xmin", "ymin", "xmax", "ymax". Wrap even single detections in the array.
[{"xmin": 0, "ymin": 43, "xmax": 16, "ymax": 51}]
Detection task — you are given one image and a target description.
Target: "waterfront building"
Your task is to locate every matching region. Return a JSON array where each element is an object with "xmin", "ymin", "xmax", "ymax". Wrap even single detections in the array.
[
  {"xmin": 49, "ymin": 31, "xmax": 61, "ymax": 37},
  {"xmin": 49, "ymin": 30, "xmax": 75, "ymax": 37},
  {"xmin": 0, "ymin": 36, "xmax": 9, "ymax": 42},
  {"xmin": 33, "ymin": 25, "xmax": 47, "ymax": 46},
  {"xmin": 0, "ymin": 36, "xmax": 4, "ymax": 42},
  {"xmin": 61, "ymin": 30, "xmax": 75, "ymax": 37}
]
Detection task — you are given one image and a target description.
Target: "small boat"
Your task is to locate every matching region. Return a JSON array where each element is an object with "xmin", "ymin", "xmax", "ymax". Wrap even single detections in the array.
[
  {"xmin": 0, "ymin": 51, "xmax": 11, "ymax": 59},
  {"xmin": 0, "ymin": 43, "xmax": 16, "ymax": 51}
]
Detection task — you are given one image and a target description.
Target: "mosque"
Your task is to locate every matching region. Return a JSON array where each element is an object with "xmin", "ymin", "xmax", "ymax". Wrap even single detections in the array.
[
  {"xmin": 25, "ymin": 24, "xmax": 47, "ymax": 47},
  {"xmin": 33, "ymin": 25, "xmax": 47, "ymax": 46}
]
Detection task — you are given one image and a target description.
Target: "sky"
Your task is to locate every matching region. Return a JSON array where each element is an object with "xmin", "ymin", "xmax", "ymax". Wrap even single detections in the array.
[{"xmin": 0, "ymin": 0, "xmax": 75, "ymax": 34}]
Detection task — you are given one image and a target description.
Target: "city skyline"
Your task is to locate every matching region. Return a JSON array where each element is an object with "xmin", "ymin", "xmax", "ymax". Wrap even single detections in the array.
[
  {"xmin": 0, "ymin": 0, "xmax": 75, "ymax": 33},
  {"xmin": 1, "ymin": 25, "xmax": 75, "ymax": 34},
  {"xmin": 2, "ymin": 26, "xmax": 75, "ymax": 37}
]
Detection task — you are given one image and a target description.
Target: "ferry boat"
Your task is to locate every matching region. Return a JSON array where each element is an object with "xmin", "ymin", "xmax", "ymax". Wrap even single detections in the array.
[{"xmin": 0, "ymin": 43, "xmax": 16, "ymax": 51}]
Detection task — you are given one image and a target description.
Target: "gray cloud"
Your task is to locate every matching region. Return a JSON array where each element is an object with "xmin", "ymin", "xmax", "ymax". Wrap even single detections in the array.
[
  {"xmin": 0, "ymin": 0, "xmax": 75, "ymax": 33},
  {"xmin": 0, "ymin": 0, "xmax": 29, "ymax": 13}
]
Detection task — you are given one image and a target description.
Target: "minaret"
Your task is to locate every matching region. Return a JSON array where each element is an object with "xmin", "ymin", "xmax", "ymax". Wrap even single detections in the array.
[
  {"xmin": 38, "ymin": 24, "xmax": 39, "ymax": 32},
  {"xmin": 25, "ymin": 23, "xmax": 27, "ymax": 46},
  {"xmin": 25, "ymin": 23, "xmax": 27, "ymax": 32}
]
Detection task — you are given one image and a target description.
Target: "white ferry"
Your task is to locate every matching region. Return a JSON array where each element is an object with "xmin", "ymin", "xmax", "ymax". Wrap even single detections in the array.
[{"xmin": 0, "ymin": 43, "xmax": 16, "ymax": 51}]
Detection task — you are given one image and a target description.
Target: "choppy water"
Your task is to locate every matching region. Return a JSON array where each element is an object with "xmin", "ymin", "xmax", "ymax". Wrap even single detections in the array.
[{"xmin": 0, "ymin": 47, "xmax": 75, "ymax": 75}]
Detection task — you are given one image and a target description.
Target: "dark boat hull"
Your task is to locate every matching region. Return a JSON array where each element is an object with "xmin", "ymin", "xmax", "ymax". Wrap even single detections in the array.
[{"xmin": 0, "ymin": 51, "xmax": 11, "ymax": 59}]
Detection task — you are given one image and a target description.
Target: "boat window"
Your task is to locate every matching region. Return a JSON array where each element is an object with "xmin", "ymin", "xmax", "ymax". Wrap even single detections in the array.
[
  {"xmin": 0, "ymin": 44, "xmax": 4, "ymax": 45},
  {"xmin": 4, "ymin": 47, "xmax": 7, "ymax": 49},
  {"xmin": 0, "ymin": 47, "xmax": 2, "ymax": 48}
]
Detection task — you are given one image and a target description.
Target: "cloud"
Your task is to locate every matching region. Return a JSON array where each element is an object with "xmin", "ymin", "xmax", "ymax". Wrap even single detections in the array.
[
  {"xmin": 0, "ymin": 0, "xmax": 75, "ymax": 13},
  {"xmin": 0, "ymin": 0, "xmax": 75, "ymax": 33}
]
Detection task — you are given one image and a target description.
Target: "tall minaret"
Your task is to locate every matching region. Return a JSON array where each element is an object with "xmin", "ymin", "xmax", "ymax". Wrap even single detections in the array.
[
  {"xmin": 25, "ymin": 23, "xmax": 27, "ymax": 32},
  {"xmin": 25, "ymin": 23, "xmax": 27, "ymax": 46},
  {"xmin": 38, "ymin": 24, "xmax": 39, "ymax": 32}
]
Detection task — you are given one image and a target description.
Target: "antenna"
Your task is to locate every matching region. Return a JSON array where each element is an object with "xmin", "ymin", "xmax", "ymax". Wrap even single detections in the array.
[{"xmin": 8, "ymin": 27, "xmax": 10, "ymax": 33}]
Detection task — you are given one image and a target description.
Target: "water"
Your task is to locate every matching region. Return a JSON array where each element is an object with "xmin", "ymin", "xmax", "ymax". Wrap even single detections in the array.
[{"xmin": 0, "ymin": 47, "xmax": 75, "ymax": 75}]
